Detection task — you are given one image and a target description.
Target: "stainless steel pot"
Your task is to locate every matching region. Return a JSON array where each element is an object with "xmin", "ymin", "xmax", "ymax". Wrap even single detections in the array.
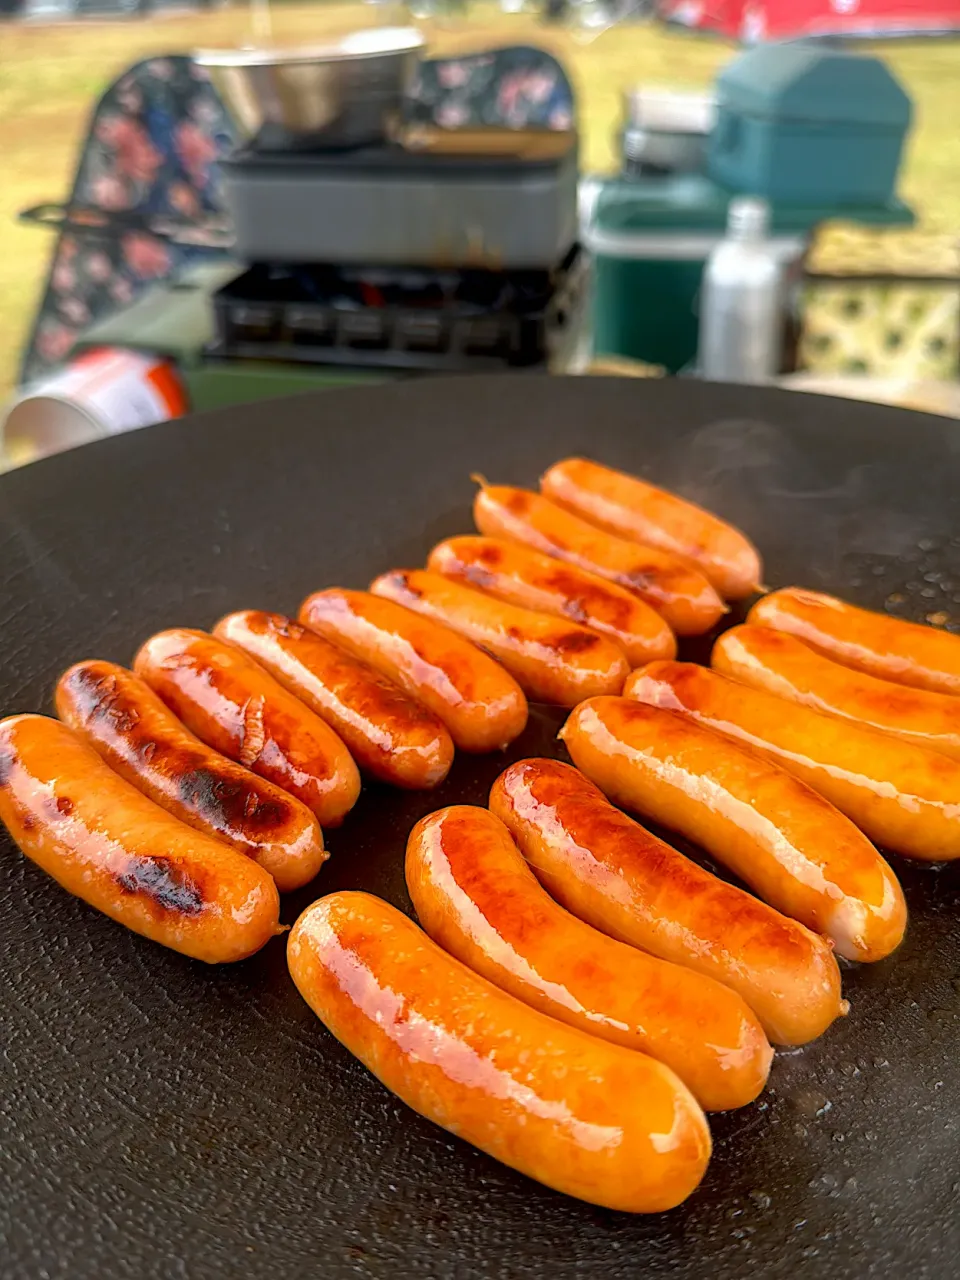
[
  {"xmin": 620, "ymin": 88, "xmax": 715, "ymax": 176},
  {"xmin": 196, "ymin": 28, "xmax": 426, "ymax": 151}
]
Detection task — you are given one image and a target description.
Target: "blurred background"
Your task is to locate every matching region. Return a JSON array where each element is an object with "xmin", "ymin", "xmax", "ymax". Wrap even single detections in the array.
[{"xmin": 2, "ymin": 1, "xmax": 959, "ymax": 463}]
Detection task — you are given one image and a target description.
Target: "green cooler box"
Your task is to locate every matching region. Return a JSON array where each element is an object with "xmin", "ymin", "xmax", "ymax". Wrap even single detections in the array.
[{"xmin": 585, "ymin": 174, "xmax": 913, "ymax": 374}]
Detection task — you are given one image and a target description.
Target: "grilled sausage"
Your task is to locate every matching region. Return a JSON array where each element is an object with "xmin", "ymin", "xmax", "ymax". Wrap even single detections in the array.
[
  {"xmin": 714, "ymin": 623, "xmax": 960, "ymax": 762},
  {"xmin": 473, "ymin": 482, "xmax": 725, "ymax": 635},
  {"xmin": 625, "ymin": 661, "xmax": 960, "ymax": 862},
  {"xmin": 490, "ymin": 758, "xmax": 846, "ymax": 1045},
  {"xmin": 299, "ymin": 589, "xmax": 527, "ymax": 752},
  {"xmin": 370, "ymin": 569, "xmax": 628, "ymax": 707},
  {"xmin": 748, "ymin": 586, "xmax": 960, "ymax": 696},
  {"xmin": 541, "ymin": 457, "xmax": 763, "ymax": 599},
  {"xmin": 406, "ymin": 804, "xmax": 772, "ymax": 1110},
  {"xmin": 558, "ymin": 697, "xmax": 905, "ymax": 963},
  {"xmin": 288, "ymin": 890, "xmax": 712, "ymax": 1211},
  {"xmin": 133, "ymin": 629, "xmax": 360, "ymax": 827},
  {"xmin": 0, "ymin": 714, "xmax": 281, "ymax": 962},
  {"xmin": 55, "ymin": 660, "xmax": 326, "ymax": 892},
  {"xmin": 214, "ymin": 611, "xmax": 454, "ymax": 790},
  {"xmin": 427, "ymin": 535, "xmax": 677, "ymax": 667}
]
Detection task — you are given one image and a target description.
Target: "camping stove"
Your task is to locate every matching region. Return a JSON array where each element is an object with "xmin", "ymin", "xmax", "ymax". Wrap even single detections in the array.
[{"xmin": 210, "ymin": 125, "xmax": 586, "ymax": 374}]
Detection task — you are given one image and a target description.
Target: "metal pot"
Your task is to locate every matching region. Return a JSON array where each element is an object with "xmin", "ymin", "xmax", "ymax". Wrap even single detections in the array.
[
  {"xmin": 196, "ymin": 28, "xmax": 426, "ymax": 152},
  {"xmin": 621, "ymin": 88, "xmax": 715, "ymax": 176}
]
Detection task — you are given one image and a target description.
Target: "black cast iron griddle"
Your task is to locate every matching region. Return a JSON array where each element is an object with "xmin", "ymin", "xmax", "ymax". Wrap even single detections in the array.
[{"xmin": 3, "ymin": 375, "xmax": 960, "ymax": 1280}]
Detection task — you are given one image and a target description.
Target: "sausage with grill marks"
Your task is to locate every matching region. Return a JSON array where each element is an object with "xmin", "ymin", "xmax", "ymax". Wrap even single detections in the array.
[
  {"xmin": 427, "ymin": 535, "xmax": 677, "ymax": 667},
  {"xmin": 0, "ymin": 714, "xmax": 281, "ymax": 962},
  {"xmin": 134, "ymin": 628, "xmax": 361, "ymax": 827},
  {"xmin": 472, "ymin": 482, "xmax": 725, "ymax": 636},
  {"xmin": 56, "ymin": 660, "xmax": 326, "ymax": 891}
]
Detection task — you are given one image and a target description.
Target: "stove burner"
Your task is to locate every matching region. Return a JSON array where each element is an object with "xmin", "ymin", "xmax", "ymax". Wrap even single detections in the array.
[{"xmin": 207, "ymin": 247, "xmax": 586, "ymax": 373}]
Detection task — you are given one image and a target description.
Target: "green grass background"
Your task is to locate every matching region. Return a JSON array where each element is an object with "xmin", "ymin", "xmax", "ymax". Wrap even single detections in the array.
[{"xmin": 1, "ymin": 5, "xmax": 958, "ymax": 397}]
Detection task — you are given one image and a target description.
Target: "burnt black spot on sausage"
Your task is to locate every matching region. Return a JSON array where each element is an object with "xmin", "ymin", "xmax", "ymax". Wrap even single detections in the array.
[
  {"xmin": 64, "ymin": 665, "xmax": 141, "ymax": 732},
  {"xmin": 0, "ymin": 746, "xmax": 15, "ymax": 788},
  {"xmin": 114, "ymin": 856, "xmax": 205, "ymax": 915},
  {"xmin": 547, "ymin": 630, "xmax": 602, "ymax": 656},
  {"xmin": 176, "ymin": 768, "xmax": 288, "ymax": 842},
  {"xmin": 55, "ymin": 796, "xmax": 75, "ymax": 817}
]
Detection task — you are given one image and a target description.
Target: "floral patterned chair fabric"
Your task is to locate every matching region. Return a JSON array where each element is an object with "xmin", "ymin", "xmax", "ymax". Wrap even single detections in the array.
[
  {"xmin": 19, "ymin": 55, "xmax": 235, "ymax": 386},
  {"xmin": 408, "ymin": 45, "xmax": 575, "ymax": 131},
  {"xmin": 18, "ymin": 45, "xmax": 574, "ymax": 387}
]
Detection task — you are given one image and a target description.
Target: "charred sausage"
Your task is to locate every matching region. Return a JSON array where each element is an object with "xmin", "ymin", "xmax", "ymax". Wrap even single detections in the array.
[
  {"xmin": 427, "ymin": 535, "xmax": 677, "ymax": 667},
  {"xmin": 473, "ymin": 482, "xmax": 725, "ymax": 635},
  {"xmin": 56, "ymin": 660, "xmax": 326, "ymax": 892},
  {"xmin": 133, "ymin": 629, "xmax": 361, "ymax": 827},
  {"xmin": 0, "ymin": 714, "xmax": 281, "ymax": 962}
]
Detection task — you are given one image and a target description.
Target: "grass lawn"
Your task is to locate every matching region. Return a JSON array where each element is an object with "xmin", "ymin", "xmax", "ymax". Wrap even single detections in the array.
[{"xmin": 1, "ymin": 4, "xmax": 959, "ymax": 399}]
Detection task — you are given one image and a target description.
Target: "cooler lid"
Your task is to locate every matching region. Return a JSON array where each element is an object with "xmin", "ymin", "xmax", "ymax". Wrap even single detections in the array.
[{"xmin": 715, "ymin": 43, "xmax": 912, "ymax": 128}]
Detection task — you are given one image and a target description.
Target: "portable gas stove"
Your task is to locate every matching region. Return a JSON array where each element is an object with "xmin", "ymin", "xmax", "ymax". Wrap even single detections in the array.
[{"xmin": 208, "ymin": 125, "xmax": 586, "ymax": 376}]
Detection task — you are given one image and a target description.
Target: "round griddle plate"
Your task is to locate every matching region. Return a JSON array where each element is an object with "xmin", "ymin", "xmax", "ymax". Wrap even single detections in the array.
[{"xmin": 2, "ymin": 375, "xmax": 959, "ymax": 1280}]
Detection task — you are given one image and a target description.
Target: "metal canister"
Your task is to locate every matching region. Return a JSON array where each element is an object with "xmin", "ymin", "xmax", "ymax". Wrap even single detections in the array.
[
  {"xmin": 621, "ymin": 89, "xmax": 715, "ymax": 177},
  {"xmin": 697, "ymin": 197, "xmax": 786, "ymax": 384},
  {"xmin": 1, "ymin": 347, "xmax": 187, "ymax": 469}
]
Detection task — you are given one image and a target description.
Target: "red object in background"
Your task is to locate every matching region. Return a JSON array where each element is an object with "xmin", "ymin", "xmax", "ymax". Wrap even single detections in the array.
[
  {"xmin": 658, "ymin": 0, "xmax": 960, "ymax": 41},
  {"xmin": 2, "ymin": 347, "xmax": 187, "ymax": 466}
]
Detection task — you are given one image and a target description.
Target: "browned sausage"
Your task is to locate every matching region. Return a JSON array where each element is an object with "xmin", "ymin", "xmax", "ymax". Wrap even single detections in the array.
[
  {"xmin": 406, "ymin": 804, "xmax": 772, "ymax": 1110},
  {"xmin": 55, "ymin": 660, "xmax": 326, "ymax": 892},
  {"xmin": 427, "ymin": 535, "xmax": 677, "ymax": 667},
  {"xmin": 748, "ymin": 586, "xmax": 960, "ymax": 695},
  {"xmin": 288, "ymin": 890, "xmax": 712, "ymax": 1211},
  {"xmin": 473, "ymin": 482, "xmax": 725, "ymax": 635},
  {"xmin": 0, "ymin": 714, "xmax": 281, "ymax": 962},
  {"xmin": 714, "ymin": 623, "xmax": 960, "ymax": 761},
  {"xmin": 558, "ymin": 697, "xmax": 905, "ymax": 963},
  {"xmin": 370, "ymin": 569, "xmax": 628, "ymax": 707},
  {"xmin": 541, "ymin": 457, "xmax": 763, "ymax": 599},
  {"xmin": 490, "ymin": 758, "xmax": 846, "ymax": 1045},
  {"xmin": 624, "ymin": 660, "xmax": 960, "ymax": 862},
  {"xmin": 133, "ymin": 629, "xmax": 360, "ymax": 827},
  {"xmin": 213, "ymin": 610, "xmax": 454, "ymax": 789},
  {"xmin": 299, "ymin": 589, "xmax": 527, "ymax": 752}
]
